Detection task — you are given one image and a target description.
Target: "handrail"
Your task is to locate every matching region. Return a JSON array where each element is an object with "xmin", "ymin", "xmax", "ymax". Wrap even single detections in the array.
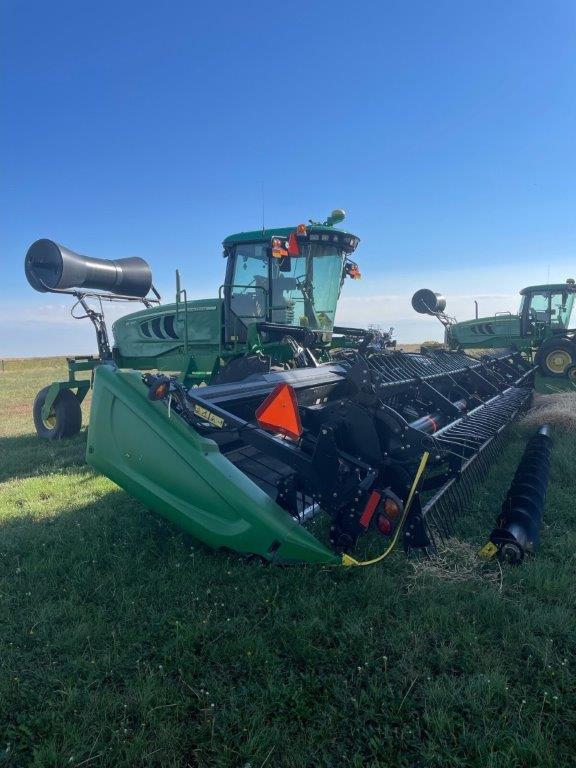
[{"xmin": 175, "ymin": 270, "xmax": 189, "ymax": 356}]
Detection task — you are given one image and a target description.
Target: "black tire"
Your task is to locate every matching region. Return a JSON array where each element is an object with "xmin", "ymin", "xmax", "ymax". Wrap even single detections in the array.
[
  {"xmin": 33, "ymin": 386, "xmax": 82, "ymax": 439},
  {"xmin": 536, "ymin": 338, "xmax": 576, "ymax": 378}
]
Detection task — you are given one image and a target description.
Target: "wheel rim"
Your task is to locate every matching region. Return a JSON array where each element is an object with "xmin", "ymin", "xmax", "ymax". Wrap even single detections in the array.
[
  {"xmin": 545, "ymin": 349, "xmax": 572, "ymax": 374},
  {"xmin": 42, "ymin": 409, "xmax": 56, "ymax": 429},
  {"xmin": 568, "ymin": 366, "xmax": 576, "ymax": 382}
]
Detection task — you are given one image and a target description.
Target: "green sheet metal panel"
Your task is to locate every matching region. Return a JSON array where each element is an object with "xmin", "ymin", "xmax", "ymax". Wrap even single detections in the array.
[
  {"xmin": 449, "ymin": 314, "xmax": 527, "ymax": 350},
  {"xmin": 86, "ymin": 365, "xmax": 339, "ymax": 565},
  {"xmin": 112, "ymin": 299, "xmax": 223, "ymax": 359}
]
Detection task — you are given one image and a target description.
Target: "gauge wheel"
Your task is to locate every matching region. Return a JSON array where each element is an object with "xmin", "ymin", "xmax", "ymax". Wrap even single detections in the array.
[
  {"xmin": 539, "ymin": 340, "xmax": 576, "ymax": 378},
  {"xmin": 33, "ymin": 387, "xmax": 82, "ymax": 439}
]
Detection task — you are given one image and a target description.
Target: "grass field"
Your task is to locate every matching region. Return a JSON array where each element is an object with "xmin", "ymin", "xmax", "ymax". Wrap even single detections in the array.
[{"xmin": 1, "ymin": 358, "xmax": 575, "ymax": 767}]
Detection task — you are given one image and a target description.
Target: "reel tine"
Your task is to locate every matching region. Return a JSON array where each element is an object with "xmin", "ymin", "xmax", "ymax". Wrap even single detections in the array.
[
  {"xmin": 428, "ymin": 506, "xmax": 445, "ymax": 543},
  {"xmin": 435, "ymin": 496, "xmax": 453, "ymax": 538}
]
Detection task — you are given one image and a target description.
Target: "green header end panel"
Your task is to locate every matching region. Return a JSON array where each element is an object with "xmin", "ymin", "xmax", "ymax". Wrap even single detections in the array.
[
  {"xmin": 112, "ymin": 299, "xmax": 223, "ymax": 359},
  {"xmin": 86, "ymin": 365, "xmax": 339, "ymax": 565}
]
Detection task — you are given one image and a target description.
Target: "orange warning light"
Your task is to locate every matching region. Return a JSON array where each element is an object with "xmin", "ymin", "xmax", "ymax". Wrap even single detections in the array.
[
  {"xmin": 271, "ymin": 236, "xmax": 288, "ymax": 258},
  {"xmin": 255, "ymin": 383, "xmax": 303, "ymax": 441},
  {"xmin": 383, "ymin": 498, "xmax": 400, "ymax": 519},
  {"xmin": 346, "ymin": 262, "xmax": 362, "ymax": 280},
  {"xmin": 287, "ymin": 231, "xmax": 300, "ymax": 256}
]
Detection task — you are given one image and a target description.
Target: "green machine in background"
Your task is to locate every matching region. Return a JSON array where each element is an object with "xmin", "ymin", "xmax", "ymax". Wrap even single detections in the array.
[
  {"xmin": 412, "ymin": 281, "xmax": 576, "ymax": 381},
  {"xmin": 24, "ymin": 210, "xmax": 369, "ymax": 439}
]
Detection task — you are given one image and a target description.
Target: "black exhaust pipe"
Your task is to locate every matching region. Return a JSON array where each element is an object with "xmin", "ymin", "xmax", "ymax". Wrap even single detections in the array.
[
  {"xmin": 489, "ymin": 425, "xmax": 553, "ymax": 564},
  {"xmin": 25, "ymin": 239, "xmax": 153, "ymax": 298}
]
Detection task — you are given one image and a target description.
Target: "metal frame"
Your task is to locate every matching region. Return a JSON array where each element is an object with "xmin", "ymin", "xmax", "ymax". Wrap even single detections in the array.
[
  {"xmin": 138, "ymin": 348, "xmax": 535, "ymax": 557},
  {"xmin": 39, "ymin": 287, "xmax": 160, "ymax": 422}
]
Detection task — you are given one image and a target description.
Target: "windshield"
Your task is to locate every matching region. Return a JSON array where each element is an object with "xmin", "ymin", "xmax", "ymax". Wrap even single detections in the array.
[
  {"xmin": 230, "ymin": 242, "xmax": 346, "ymax": 331},
  {"xmin": 550, "ymin": 291, "xmax": 574, "ymax": 327},
  {"xmin": 525, "ymin": 290, "xmax": 575, "ymax": 328}
]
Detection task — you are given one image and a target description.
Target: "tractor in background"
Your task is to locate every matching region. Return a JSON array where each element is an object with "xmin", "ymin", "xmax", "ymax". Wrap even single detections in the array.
[{"xmin": 412, "ymin": 281, "xmax": 576, "ymax": 381}]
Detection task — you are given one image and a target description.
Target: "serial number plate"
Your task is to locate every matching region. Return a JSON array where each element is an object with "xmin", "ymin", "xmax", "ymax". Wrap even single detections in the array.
[{"xmin": 193, "ymin": 404, "xmax": 225, "ymax": 429}]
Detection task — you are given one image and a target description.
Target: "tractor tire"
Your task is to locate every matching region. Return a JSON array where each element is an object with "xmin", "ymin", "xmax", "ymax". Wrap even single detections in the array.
[
  {"xmin": 537, "ymin": 339, "xmax": 576, "ymax": 378},
  {"xmin": 33, "ymin": 387, "xmax": 82, "ymax": 439}
]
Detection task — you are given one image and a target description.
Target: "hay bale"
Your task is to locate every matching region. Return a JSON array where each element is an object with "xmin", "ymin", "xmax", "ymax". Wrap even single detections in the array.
[{"xmin": 521, "ymin": 392, "xmax": 576, "ymax": 431}]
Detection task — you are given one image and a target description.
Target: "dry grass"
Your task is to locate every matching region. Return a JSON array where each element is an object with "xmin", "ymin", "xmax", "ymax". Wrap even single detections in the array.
[
  {"xmin": 407, "ymin": 538, "xmax": 502, "ymax": 591},
  {"xmin": 522, "ymin": 391, "xmax": 576, "ymax": 431}
]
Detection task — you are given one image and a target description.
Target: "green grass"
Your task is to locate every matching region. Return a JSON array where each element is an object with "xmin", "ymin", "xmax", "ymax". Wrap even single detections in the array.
[{"xmin": 0, "ymin": 361, "xmax": 575, "ymax": 768}]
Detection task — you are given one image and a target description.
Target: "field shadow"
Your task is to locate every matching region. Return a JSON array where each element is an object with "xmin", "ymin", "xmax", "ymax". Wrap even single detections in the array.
[
  {"xmin": 0, "ymin": 481, "xmax": 223, "ymax": 583},
  {"xmin": 0, "ymin": 431, "xmax": 89, "ymax": 483}
]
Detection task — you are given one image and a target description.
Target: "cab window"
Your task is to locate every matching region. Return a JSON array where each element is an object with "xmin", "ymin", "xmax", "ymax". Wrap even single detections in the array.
[
  {"xmin": 528, "ymin": 291, "xmax": 572, "ymax": 327},
  {"xmin": 550, "ymin": 291, "xmax": 571, "ymax": 327},
  {"xmin": 230, "ymin": 244, "xmax": 268, "ymax": 320},
  {"xmin": 528, "ymin": 293, "xmax": 551, "ymax": 324}
]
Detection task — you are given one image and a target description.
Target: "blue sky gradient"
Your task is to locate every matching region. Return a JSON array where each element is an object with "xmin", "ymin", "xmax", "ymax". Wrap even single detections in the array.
[{"xmin": 1, "ymin": 0, "xmax": 575, "ymax": 355}]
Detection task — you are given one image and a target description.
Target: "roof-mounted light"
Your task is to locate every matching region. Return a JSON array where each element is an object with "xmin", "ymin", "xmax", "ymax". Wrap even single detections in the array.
[{"xmin": 325, "ymin": 209, "xmax": 346, "ymax": 227}]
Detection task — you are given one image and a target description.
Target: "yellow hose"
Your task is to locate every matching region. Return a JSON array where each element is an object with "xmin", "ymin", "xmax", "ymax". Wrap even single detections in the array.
[{"xmin": 341, "ymin": 451, "xmax": 430, "ymax": 567}]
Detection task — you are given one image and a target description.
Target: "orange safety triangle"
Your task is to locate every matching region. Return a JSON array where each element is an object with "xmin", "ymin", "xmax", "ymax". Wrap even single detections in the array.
[{"xmin": 255, "ymin": 383, "xmax": 303, "ymax": 441}]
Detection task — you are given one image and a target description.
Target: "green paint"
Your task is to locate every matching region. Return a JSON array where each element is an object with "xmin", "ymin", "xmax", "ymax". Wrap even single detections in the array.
[
  {"xmin": 86, "ymin": 365, "xmax": 339, "ymax": 565},
  {"xmin": 449, "ymin": 282, "xmax": 576, "ymax": 358}
]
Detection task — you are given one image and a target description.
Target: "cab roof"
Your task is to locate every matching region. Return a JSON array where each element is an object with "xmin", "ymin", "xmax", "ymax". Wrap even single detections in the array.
[
  {"xmin": 520, "ymin": 282, "xmax": 576, "ymax": 295},
  {"xmin": 222, "ymin": 224, "xmax": 357, "ymax": 247}
]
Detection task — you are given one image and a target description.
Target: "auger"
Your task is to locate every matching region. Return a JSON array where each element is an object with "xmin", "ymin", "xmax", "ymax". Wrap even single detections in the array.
[{"xmin": 484, "ymin": 425, "xmax": 553, "ymax": 564}]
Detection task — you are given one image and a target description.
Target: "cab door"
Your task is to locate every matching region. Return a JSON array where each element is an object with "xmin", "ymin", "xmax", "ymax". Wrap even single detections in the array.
[{"xmin": 223, "ymin": 243, "xmax": 270, "ymax": 343}]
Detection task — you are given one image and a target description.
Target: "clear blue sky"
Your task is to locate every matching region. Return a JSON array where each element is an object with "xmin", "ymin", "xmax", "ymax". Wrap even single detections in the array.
[{"xmin": 1, "ymin": 0, "xmax": 575, "ymax": 355}]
